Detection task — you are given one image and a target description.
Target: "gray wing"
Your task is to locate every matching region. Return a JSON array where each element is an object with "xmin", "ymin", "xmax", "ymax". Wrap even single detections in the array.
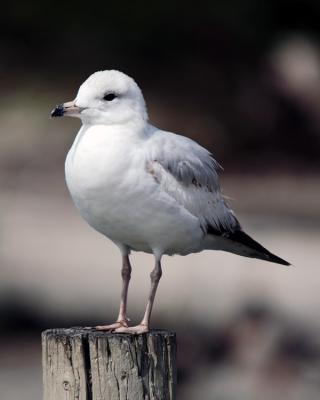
[
  {"xmin": 146, "ymin": 127, "xmax": 240, "ymax": 233},
  {"xmin": 145, "ymin": 127, "xmax": 290, "ymax": 266}
]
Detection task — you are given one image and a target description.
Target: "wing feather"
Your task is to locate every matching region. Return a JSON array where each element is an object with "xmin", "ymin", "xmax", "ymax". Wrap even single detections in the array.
[{"xmin": 146, "ymin": 127, "xmax": 240, "ymax": 233}]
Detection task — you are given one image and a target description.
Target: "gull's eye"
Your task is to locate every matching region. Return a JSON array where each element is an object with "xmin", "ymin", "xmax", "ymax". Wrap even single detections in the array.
[{"xmin": 103, "ymin": 93, "xmax": 117, "ymax": 101}]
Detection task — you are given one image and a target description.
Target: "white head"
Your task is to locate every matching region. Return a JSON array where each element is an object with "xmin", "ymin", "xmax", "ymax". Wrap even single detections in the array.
[{"xmin": 51, "ymin": 70, "xmax": 148, "ymax": 125}]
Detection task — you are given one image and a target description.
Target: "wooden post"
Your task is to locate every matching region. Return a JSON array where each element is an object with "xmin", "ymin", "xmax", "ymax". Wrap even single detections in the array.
[{"xmin": 42, "ymin": 328, "xmax": 177, "ymax": 400}]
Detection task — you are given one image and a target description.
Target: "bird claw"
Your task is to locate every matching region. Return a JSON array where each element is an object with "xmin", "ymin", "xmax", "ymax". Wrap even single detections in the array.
[
  {"xmin": 92, "ymin": 320, "xmax": 129, "ymax": 331},
  {"xmin": 113, "ymin": 324, "xmax": 149, "ymax": 334}
]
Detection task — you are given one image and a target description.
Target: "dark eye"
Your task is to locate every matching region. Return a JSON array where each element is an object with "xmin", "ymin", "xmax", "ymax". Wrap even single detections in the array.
[{"xmin": 103, "ymin": 93, "xmax": 116, "ymax": 101}]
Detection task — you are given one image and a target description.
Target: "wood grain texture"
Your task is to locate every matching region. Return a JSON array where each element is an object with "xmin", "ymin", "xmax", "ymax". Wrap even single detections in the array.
[{"xmin": 42, "ymin": 328, "xmax": 176, "ymax": 400}]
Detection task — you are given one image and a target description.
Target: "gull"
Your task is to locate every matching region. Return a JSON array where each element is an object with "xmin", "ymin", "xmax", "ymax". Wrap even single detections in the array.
[{"xmin": 51, "ymin": 70, "xmax": 290, "ymax": 334}]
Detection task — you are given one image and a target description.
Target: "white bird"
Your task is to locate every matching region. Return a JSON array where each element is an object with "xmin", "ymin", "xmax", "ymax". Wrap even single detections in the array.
[{"xmin": 51, "ymin": 70, "xmax": 290, "ymax": 334}]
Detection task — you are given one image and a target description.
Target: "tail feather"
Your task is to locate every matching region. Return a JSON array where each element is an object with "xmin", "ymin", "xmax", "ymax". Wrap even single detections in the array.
[{"xmin": 226, "ymin": 230, "xmax": 290, "ymax": 266}]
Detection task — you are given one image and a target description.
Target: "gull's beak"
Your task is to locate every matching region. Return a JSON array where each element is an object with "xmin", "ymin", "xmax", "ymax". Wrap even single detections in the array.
[{"xmin": 51, "ymin": 100, "xmax": 81, "ymax": 118}]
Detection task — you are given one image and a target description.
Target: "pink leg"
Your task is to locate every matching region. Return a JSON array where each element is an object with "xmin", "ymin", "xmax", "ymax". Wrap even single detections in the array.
[
  {"xmin": 115, "ymin": 259, "xmax": 162, "ymax": 334},
  {"xmin": 95, "ymin": 255, "xmax": 132, "ymax": 331}
]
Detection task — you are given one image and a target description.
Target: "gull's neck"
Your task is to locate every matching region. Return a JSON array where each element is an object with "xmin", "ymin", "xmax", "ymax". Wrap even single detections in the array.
[{"xmin": 81, "ymin": 117, "xmax": 149, "ymax": 140}]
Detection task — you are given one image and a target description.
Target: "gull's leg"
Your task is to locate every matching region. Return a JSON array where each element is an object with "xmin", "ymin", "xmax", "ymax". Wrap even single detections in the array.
[
  {"xmin": 115, "ymin": 258, "xmax": 162, "ymax": 334},
  {"xmin": 140, "ymin": 259, "xmax": 162, "ymax": 328},
  {"xmin": 95, "ymin": 255, "xmax": 132, "ymax": 330}
]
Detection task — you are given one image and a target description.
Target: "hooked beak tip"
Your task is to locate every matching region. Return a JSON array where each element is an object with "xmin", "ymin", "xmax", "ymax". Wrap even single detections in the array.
[{"xmin": 51, "ymin": 104, "xmax": 65, "ymax": 118}]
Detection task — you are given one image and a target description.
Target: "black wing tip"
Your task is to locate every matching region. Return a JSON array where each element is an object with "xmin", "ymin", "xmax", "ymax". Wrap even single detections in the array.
[
  {"xmin": 211, "ymin": 228, "xmax": 291, "ymax": 266},
  {"xmin": 266, "ymin": 253, "xmax": 291, "ymax": 266},
  {"xmin": 231, "ymin": 229, "xmax": 291, "ymax": 266}
]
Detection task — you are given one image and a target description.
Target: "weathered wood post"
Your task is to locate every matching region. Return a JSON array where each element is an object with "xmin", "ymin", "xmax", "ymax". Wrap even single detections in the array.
[{"xmin": 42, "ymin": 328, "xmax": 177, "ymax": 400}]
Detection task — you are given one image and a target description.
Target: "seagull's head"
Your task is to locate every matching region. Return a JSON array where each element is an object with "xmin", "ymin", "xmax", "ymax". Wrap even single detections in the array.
[{"xmin": 51, "ymin": 70, "xmax": 147, "ymax": 125}]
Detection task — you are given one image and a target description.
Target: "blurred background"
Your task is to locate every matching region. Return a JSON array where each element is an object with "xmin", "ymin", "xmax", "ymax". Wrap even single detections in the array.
[{"xmin": 1, "ymin": 1, "xmax": 320, "ymax": 399}]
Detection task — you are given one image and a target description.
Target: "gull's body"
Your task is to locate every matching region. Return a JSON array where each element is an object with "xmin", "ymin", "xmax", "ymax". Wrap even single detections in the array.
[
  {"xmin": 65, "ymin": 124, "xmax": 229, "ymax": 257},
  {"xmin": 52, "ymin": 70, "xmax": 289, "ymax": 334}
]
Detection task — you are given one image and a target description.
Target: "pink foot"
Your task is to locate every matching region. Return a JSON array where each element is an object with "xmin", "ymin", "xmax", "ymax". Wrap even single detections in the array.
[
  {"xmin": 113, "ymin": 324, "xmax": 149, "ymax": 334},
  {"xmin": 89, "ymin": 320, "xmax": 129, "ymax": 331}
]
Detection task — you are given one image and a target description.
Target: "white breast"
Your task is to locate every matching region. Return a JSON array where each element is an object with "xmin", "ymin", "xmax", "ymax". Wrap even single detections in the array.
[{"xmin": 65, "ymin": 124, "xmax": 203, "ymax": 255}]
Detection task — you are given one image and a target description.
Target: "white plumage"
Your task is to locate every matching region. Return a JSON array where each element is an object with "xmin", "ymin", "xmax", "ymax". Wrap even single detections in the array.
[{"xmin": 52, "ymin": 70, "xmax": 289, "ymax": 333}]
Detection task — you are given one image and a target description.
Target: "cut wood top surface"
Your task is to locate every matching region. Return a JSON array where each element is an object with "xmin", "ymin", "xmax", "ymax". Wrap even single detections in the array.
[
  {"xmin": 43, "ymin": 327, "xmax": 176, "ymax": 337},
  {"xmin": 42, "ymin": 327, "xmax": 177, "ymax": 400}
]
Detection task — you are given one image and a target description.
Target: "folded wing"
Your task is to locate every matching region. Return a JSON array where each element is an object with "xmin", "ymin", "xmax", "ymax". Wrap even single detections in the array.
[
  {"xmin": 146, "ymin": 127, "xmax": 240, "ymax": 234},
  {"xmin": 146, "ymin": 127, "xmax": 290, "ymax": 266}
]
